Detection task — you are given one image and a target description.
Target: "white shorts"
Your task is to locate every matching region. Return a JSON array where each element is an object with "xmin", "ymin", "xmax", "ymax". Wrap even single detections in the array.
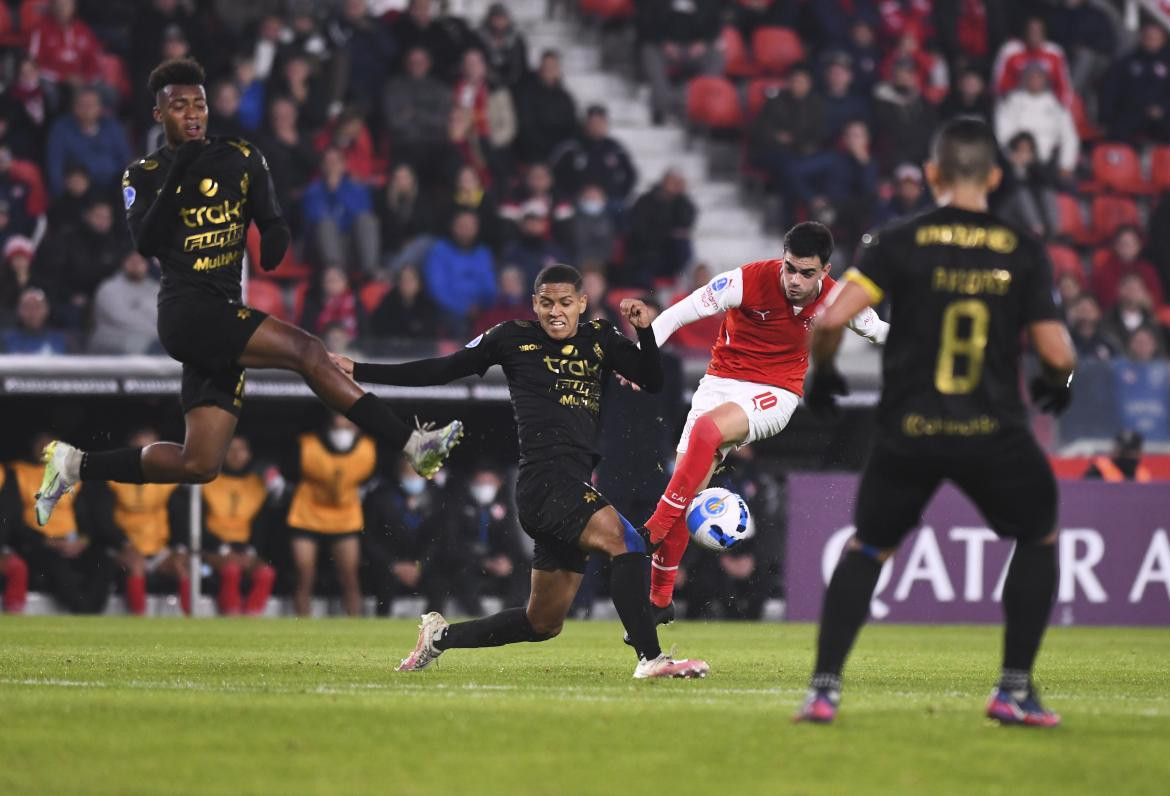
[{"xmin": 676, "ymin": 374, "xmax": 799, "ymax": 457}]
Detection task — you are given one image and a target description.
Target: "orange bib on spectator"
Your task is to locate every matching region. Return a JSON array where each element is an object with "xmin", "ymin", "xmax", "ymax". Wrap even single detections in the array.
[
  {"xmin": 10, "ymin": 461, "xmax": 80, "ymax": 538},
  {"xmin": 287, "ymin": 435, "xmax": 375, "ymax": 534},
  {"xmin": 203, "ymin": 472, "xmax": 267, "ymax": 544},
  {"xmin": 109, "ymin": 482, "xmax": 178, "ymax": 556}
]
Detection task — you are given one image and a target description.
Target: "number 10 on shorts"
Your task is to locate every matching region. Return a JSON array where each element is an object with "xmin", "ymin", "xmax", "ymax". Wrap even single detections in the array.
[{"xmin": 752, "ymin": 392, "xmax": 778, "ymax": 411}]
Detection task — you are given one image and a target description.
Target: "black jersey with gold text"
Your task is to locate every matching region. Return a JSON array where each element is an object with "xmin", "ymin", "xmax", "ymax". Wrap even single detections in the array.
[
  {"xmin": 122, "ymin": 137, "xmax": 281, "ymax": 305},
  {"xmin": 845, "ymin": 206, "xmax": 1060, "ymax": 453}
]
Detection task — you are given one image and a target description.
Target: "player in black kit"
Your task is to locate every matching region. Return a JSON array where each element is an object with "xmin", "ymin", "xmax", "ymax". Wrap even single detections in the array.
[
  {"xmin": 797, "ymin": 118, "xmax": 1076, "ymax": 726},
  {"xmin": 34, "ymin": 58, "xmax": 461, "ymax": 527},
  {"xmin": 332, "ymin": 264, "xmax": 709, "ymax": 678}
]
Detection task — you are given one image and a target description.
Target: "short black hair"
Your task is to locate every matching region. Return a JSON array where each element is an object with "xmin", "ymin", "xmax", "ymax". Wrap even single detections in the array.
[
  {"xmin": 932, "ymin": 116, "xmax": 998, "ymax": 184},
  {"xmin": 533, "ymin": 263, "xmax": 583, "ymax": 293},
  {"xmin": 147, "ymin": 58, "xmax": 206, "ymax": 97},
  {"xmin": 783, "ymin": 221, "xmax": 834, "ymax": 265}
]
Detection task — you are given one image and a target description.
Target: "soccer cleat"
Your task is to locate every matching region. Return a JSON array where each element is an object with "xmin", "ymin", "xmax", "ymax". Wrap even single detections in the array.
[
  {"xmin": 403, "ymin": 419, "xmax": 464, "ymax": 479},
  {"xmin": 396, "ymin": 611, "xmax": 449, "ymax": 672},
  {"xmin": 793, "ymin": 687, "xmax": 840, "ymax": 723},
  {"xmin": 623, "ymin": 601, "xmax": 675, "ymax": 647},
  {"xmin": 632, "ymin": 651, "xmax": 709, "ymax": 679},
  {"xmin": 985, "ymin": 686, "xmax": 1061, "ymax": 727},
  {"xmin": 34, "ymin": 441, "xmax": 79, "ymax": 527}
]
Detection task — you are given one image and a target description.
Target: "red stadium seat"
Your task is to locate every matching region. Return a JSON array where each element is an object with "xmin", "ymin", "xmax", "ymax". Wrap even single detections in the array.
[
  {"xmin": 292, "ymin": 281, "xmax": 310, "ymax": 324},
  {"xmin": 746, "ymin": 78, "xmax": 785, "ymax": 120},
  {"xmin": 1090, "ymin": 246, "xmax": 1111, "ymax": 275},
  {"xmin": 359, "ymin": 280, "xmax": 391, "ymax": 314},
  {"xmin": 721, "ymin": 26, "xmax": 756, "ymax": 78},
  {"xmin": 1142, "ymin": 454, "xmax": 1170, "ymax": 481},
  {"xmin": 751, "ymin": 27, "xmax": 804, "ymax": 76},
  {"xmin": 1070, "ymin": 94, "xmax": 1102, "ymax": 142},
  {"xmin": 578, "ymin": 0, "xmax": 634, "ymax": 20},
  {"xmin": 246, "ymin": 224, "xmax": 311, "ymax": 282},
  {"xmin": 1150, "ymin": 146, "xmax": 1170, "ymax": 194},
  {"xmin": 1087, "ymin": 142, "xmax": 1148, "ymax": 194},
  {"xmin": 1048, "ymin": 456, "xmax": 1091, "ymax": 480},
  {"xmin": 1054, "ymin": 193, "xmax": 1089, "ymax": 245},
  {"xmin": 686, "ymin": 76, "xmax": 744, "ymax": 130},
  {"xmin": 1046, "ymin": 244, "xmax": 1085, "ymax": 286},
  {"xmin": 245, "ymin": 279, "xmax": 288, "ymax": 321},
  {"xmin": 19, "ymin": 0, "xmax": 49, "ymax": 32},
  {"xmin": 1088, "ymin": 195, "xmax": 1140, "ymax": 245}
]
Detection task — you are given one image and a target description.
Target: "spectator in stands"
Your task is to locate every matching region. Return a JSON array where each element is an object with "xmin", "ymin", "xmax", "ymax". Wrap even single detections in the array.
[
  {"xmin": 992, "ymin": 15, "xmax": 1073, "ymax": 107},
  {"xmin": 88, "ymin": 251, "xmax": 159, "ymax": 354},
  {"xmin": 27, "ymin": 0, "xmax": 105, "ymax": 103},
  {"xmin": 1102, "ymin": 273, "xmax": 1159, "ymax": 351},
  {"xmin": 383, "ymin": 47, "xmax": 453, "ymax": 180},
  {"xmin": 45, "ymin": 87, "xmax": 130, "ymax": 197},
  {"xmin": 207, "ymin": 80, "xmax": 246, "ymax": 139},
  {"xmin": 933, "ymin": 0, "xmax": 1009, "ymax": 65},
  {"xmin": 4, "ymin": 433, "xmax": 113, "ymax": 614},
  {"xmin": 1045, "ymin": 0, "xmax": 1116, "ymax": 95},
  {"xmin": 34, "ymin": 196, "xmax": 125, "ymax": 326},
  {"xmin": 0, "ymin": 465, "xmax": 29, "ymax": 612},
  {"xmin": 441, "ymin": 105, "xmax": 492, "ymax": 190},
  {"xmin": 751, "ymin": 63, "xmax": 826, "ymax": 201},
  {"xmin": 439, "ymin": 164, "xmax": 502, "ymax": 253},
  {"xmin": 1125, "ymin": 325, "xmax": 1166, "ymax": 362},
  {"xmin": 453, "ymin": 47, "xmax": 517, "ymax": 179},
  {"xmin": 873, "ymin": 57, "xmax": 937, "ymax": 174},
  {"xmin": 391, "ymin": 0, "xmax": 472, "ymax": 81},
  {"xmin": 788, "ymin": 119, "xmax": 879, "ymax": 247},
  {"xmin": 47, "ymin": 164, "xmax": 93, "ymax": 232},
  {"xmin": 879, "ymin": 32, "xmax": 949, "ymax": 104},
  {"xmin": 0, "ymin": 237, "xmax": 39, "ymax": 326},
  {"xmin": 99, "ymin": 427, "xmax": 190, "ymax": 616},
  {"xmin": 477, "ymin": 3, "xmax": 529, "ymax": 89},
  {"xmin": 514, "ymin": 50, "xmax": 578, "ymax": 165},
  {"xmin": 581, "ymin": 264, "xmax": 618, "ymax": 325},
  {"xmin": 130, "ymin": 0, "xmax": 206, "ymax": 103},
  {"xmin": 286, "ymin": 413, "xmax": 376, "ymax": 617},
  {"xmin": 994, "ymin": 64, "xmax": 1078, "ymax": 183},
  {"xmin": 844, "ymin": 18, "xmax": 882, "ymax": 95},
  {"xmin": 1066, "ymin": 292, "xmax": 1117, "ymax": 361},
  {"xmin": 637, "ymin": 0, "xmax": 723, "ymax": 125},
  {"xmin": 878, "ymin": 0, "xmax": 933, "ymax": 43},
  {"xmin": 500, "ymin": 162, "xmax": 574, "ymax": 243},
  {"xmin": 474, "ymin": 265, "xmax": 529, "ymax": 335},
  {"xmin": 811, "ymin": 0, "xmax": 880, "ymax": 50},
  {"xmin": 423, "ymin": 210, "xmax": 496, "ymax": 335},
  {"xmin": 256, "ymin": 96, "xmax": 317, "ymax": 235},
  {"xmin": 0, "ymin": 58, "xmax": 50, "ymax": 163},
  {"xmin": 551, "ymin": 105, "xmax": 637, "ymax": 207},
  {"xmin": 501, "ymin": 210, "xmax": 568, "ymax": 286},
  {"xmin": 303, "ymin": 147, "xmax": 380, "ymax": 277},
  {"xmin": 731, "ymin": 0, "xmax": 800, "ymax": 37},
  {"xmin": 1056, "ymin": 272, "xmax": 1085, "ymax": 309},
  {"xmin": 0, "ymin": 147, "xmax": 40, "ymax": 245},
  {"xmin": 378, "ymin": 163, "xmax": 437, "ymax": 270},
  {"xmin": 666, "ymin": 263, "xmax": 725, "ymax": 351},
  {"xmin": 2, "ymin": 288, "xmax": 68, "ymax": 354},
  {"xmin": 1085, "ymin": 430, "xmax": 1150, "ymax": 482},
  {"xmin": 271, "ymin": 53, "xmax": 330, "ymax": 135},
  {"xmin": 315, "ymin": 111, "xmax": 378, "ymax": 186},
  {"xmin": 231, "ymin": 54, "xmax": 266, "ymax": 133},
  {"xmin": 423, "ymin": 463, "xmax": 528, "ymax": 615},
  {"xmin": 569, "ymin": 184, "xmax": 618, "ymax": 267},
  {"xmin": 326, "ymin": 0, "xmax": 398, "ymax": 115},
  {"xmin": 624, "ymin": 169, "xmax": 697, "ymax": 288},
  {"xmin": 300, "ymin": 265, "xmax": 365, "ymax": 343},
  {"xmin": 201, "ymin": 435, "xmax": 276, "ymax": 616},
  {"xmin": 369, "ymin": 263, "xmax": 440, "ymax": 341},
  {"xmin": 873, "ymin": 163, "xmax": 933, "ymax": 227},
  {"xmin": 1093, "ymin": 226, "xmax": 1165, "ymax": 310},
  {"xmin": 1101, "ymin": 20, "xmax": 1170, "ymax": 143},
  {"xmin": 996, "ymin": 132, "xmax": 1058, "ymax": 239},
  {"xmin": 938, "ymin": 66, "xmax": 992, "ymax": 123},
  {"xmin": 361, "ymin": 458, "xmax": 432, "ymax": 617},
  {"xmin": 821, "ymin": 52, "xmax": 871, "ymax": 143}
]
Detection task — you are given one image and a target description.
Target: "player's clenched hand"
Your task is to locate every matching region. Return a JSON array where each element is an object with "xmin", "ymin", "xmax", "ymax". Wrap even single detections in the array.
[
  {"xmin": 329, "ymin": 353, "xmax": 355, "ymax": 378},
  {"xmin": 615, "ymin": 374, "xmax": 642, "ymax": 392},
  {"xmin": 172, "ymin": 139, "xmax": 207, "ymax": 173},
  {"xmin": 620, "ymin": 298, "xmax": 656, "ymax": 329},
  {"xmin": 1029, "ymin": 373, "xmax": 1073, "ymax": 415},
  {"xmin": 805, "ymin": 365, "xmax": 849, "ymax": 418}
]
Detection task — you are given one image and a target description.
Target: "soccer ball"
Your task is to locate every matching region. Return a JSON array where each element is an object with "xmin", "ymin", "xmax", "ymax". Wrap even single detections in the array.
[{"xmin": 685, "ymin": 488, "xmax": 754, "ymax": 552}]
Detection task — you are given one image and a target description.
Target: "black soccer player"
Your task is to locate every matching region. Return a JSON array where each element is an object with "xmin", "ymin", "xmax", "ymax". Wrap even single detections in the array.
[
  {"xmin": 34, "ymin": 58, "xmax": 461, "ymax": 526},
  {"xmin": 332, "ymin": 264, "xmax": 709, "ymax": 678},
  {"xmin": 796, "ymin": 118, "xmax": 1076, "ymax": 726}
]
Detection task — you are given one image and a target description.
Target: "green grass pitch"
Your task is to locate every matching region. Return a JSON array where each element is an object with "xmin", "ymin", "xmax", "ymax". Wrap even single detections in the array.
[{"xmin": 1, "ymin": 617, "xmax": 1166, "ymax": 795}]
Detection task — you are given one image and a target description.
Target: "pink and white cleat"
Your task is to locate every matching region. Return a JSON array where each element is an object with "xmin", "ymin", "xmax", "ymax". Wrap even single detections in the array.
[
  {"xmin": 633, "ymin": 652, "xmax": 710, "ymax": 679},
  {"xmin": 793, "ymin": 687, "xmax": 840, "ymax": 724},
  {"xmin": 396, "ymin": 612, "xmax": 448, "ymax": 672}
]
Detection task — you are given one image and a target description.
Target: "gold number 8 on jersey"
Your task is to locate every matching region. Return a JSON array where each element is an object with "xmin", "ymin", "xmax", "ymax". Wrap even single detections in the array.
[{"xmin": 935, "ymin": 299, "xmax": 990, "ymax": 394}]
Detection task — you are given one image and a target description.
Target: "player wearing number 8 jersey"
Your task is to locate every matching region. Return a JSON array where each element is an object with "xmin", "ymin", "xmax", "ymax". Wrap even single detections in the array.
[
  {"xmin": 797, "ymin": 117, "xmax": 1076, "ymax": 726},
  {"xmin": 632, "ymin": 222, "xmax": 889, "ymax": 628}
]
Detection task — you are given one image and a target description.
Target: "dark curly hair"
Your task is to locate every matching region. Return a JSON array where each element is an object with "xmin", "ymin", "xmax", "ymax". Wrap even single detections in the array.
[{"xmin": 147, "ymin": 58, "xmax": 206, "ymax": 96}]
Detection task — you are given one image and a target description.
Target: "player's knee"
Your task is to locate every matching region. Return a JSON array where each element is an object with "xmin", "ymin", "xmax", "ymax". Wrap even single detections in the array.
[
  {"xmin": 526, "ymin": 616, "xmax": 562, "ymax": 639},
  {"xmin": 183, "ymin": 460, "xmax": 220, "ymax": 484}
]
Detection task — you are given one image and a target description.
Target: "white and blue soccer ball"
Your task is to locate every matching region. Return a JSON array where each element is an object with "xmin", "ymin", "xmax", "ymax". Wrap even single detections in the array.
[{"xmin": 685, "ymin": 487, "xmax": 754, "ymax": 552}]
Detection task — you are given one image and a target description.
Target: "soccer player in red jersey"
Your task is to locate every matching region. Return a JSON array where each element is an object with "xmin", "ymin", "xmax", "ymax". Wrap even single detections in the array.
[{"xmin": 633, "ymin": 222, "xmax": 889, "ymax": 626}]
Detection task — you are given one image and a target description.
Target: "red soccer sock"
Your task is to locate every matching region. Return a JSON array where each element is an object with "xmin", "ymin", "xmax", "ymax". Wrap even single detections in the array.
[
  {"xmin": 245, "ymin": 565, "xmax": 275, "ymax": 615},
  {"xmin": 645, "ymin": 414, "xmax": 724, "ymax": 541},
  {"xmin": 650, "ymin": 515, "xmax": 691, "ymax": 608},
  {"xmin": 3, "ymin": 555, "xmax": 28, "ymax": 613},
  {"xmin": 126, "ymin": 574, "xmax": 146, "ymax": 615},
  {"xmin": 218, "ymin": 563, "xmax": 242, "ymax": 615},
  {"xmin": 178, "ymin": 577, "xmax": 191, "ymax": 616}
]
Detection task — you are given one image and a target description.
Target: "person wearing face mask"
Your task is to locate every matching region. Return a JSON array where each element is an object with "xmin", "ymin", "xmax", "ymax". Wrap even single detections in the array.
[
  {"xmin": 284, "ymin": 413, "xmax": 377, "ymax": 617},
  {"xmin": 570, "ymin": 184, "xmax": 616, "ymax": 268},
  {"xmin": 421, "ymin": 464, "xmax": 528, "ymax": 616},
  {"xmin": 360, "ymin": 457, "xmax": 435, "ymax": 618}
]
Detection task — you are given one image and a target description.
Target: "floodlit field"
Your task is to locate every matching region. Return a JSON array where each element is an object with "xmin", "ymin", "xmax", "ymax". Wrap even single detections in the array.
[{"xmin": 1, "ymin": 617, "xmax": 1166, "ymax": 795}]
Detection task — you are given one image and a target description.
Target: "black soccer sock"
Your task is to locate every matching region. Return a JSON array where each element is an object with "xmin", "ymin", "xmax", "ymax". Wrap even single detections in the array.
[
  {"xmin": 1001, "ymin": 540, "xmax": 1057, "ymax": 679},
  {"xmin": 79, "ymin": 447, "xmax": 145, "ymax": 483},
  {"xmin": 812, "ymin": 548, "xmax": 884, "ymax": 680},
  {"xmin": 435, "ymin": 607, "xmax": 550, "ymax": 650},
  {"xmin": 344, "ymin": 392, "xmax": 412, "ymax": 451},
  {"xmin": 610, "ymin": 552, "xmax": 661, "ymax": 661}
]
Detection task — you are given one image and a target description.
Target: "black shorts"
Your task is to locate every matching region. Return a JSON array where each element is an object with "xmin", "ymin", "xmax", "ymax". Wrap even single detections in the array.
[
  {"xmin": 515, "ymin": 466, "xmax": 609, "ymax": 574},
  {"xmin": 157, "ymin": 295, "xmax": 267, "ymax": 416},
  {"xmin": 854, "ymin": 431, "xmax": 1058, "ymax": 550},
  {"xmin": 291, "ymin": 529, "xmax": 361, "ymax": 545}
]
